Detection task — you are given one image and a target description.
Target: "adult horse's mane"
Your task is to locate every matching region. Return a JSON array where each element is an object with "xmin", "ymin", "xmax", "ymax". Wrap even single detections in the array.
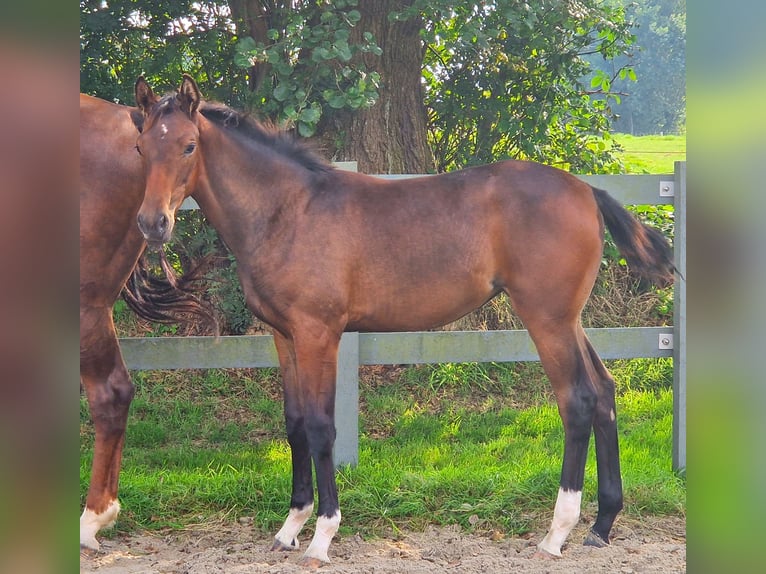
[{"xmin": 198, "ymin": 100, "xmax": 333, "ymax": 176}]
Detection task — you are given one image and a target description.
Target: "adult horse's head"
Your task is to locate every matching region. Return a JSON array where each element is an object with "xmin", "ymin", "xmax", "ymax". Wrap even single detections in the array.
[{"xmin": 134, "ymin": 75, "xmax": 201, "ymax": 246}]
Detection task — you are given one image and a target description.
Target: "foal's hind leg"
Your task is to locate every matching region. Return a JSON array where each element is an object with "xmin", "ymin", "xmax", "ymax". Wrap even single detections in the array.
[
  {"xmin": 271, "ymin": 330, "xmax": 315, "ymax": 552},
  {"xmin": 524, "ymin": 320, "xmax": 598, "ymax": 557},
  {"xmin": 80, "ymin": 307, "xmax": 135, "ymax": 550},
  {"xmin": 582, "ymin": 339, "xmax": 623, "ymax": 547}
]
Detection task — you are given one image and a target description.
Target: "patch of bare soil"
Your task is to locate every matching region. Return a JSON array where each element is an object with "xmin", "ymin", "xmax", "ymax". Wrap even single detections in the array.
[{"xmin": 80, "ymin": 516, "xmax": 685, "ymax": 573}]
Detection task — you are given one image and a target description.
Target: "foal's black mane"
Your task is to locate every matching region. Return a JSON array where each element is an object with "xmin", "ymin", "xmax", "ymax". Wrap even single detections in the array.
[
  {"xmin": 200, "ymin": 101, "xmax": 333, "ymax": 176},
  {"xmin": 150, "ymin": 93, "xmax": 332, "ymax": 175}
]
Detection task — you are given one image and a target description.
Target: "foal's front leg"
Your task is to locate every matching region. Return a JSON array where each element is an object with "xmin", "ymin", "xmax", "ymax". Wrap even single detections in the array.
[
  {"xmin": 293, "ymin": 326, "xmax": 342, "ymax": 567},
  {"xmin": 271, "ymin": 332, "xmax": 315, "ymax": 551}
]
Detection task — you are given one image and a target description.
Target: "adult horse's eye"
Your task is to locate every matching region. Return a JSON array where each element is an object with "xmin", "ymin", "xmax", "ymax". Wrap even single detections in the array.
[{"xmin": 184, "ymin": 142, "xmax": 197, "ymax": 155}]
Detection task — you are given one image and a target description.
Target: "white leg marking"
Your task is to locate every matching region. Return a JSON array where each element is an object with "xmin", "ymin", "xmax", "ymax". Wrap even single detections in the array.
[
  {"xmin": 274, "ymin": 503, "xmax": 314, "ymax": 550},
  {"xmin": 303, "ymin": 510, "xmax": 341, "ymax": 563},
  {"xmin": 537, "ymin": 488, "xmax": 582, "ymax": 557},
  {"xmin": 80, "ymin": 499, "xmax": 121, "ymax": 550}
]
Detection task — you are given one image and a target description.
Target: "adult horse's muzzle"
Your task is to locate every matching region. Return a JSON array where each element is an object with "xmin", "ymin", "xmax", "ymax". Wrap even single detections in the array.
[{"xmin": 137, "ymin": 210, "xmax": 173, "ymax": 248}]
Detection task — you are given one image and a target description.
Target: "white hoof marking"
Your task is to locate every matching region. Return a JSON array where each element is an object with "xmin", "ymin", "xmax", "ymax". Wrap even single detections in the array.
[
  {"xmin": 537, "ymin": 488, "xmax": 582, "ymax": 557},
  {"xmin": 274, "ymin": 503, "xmax": 314, "ymax": 550},
  {"xmin": 80, "ymin": 499, "xmax": 121, "ymax": 550},
  {"xmin": 303, "ymin": 510, "xmax": 341, "ymax": 564}
]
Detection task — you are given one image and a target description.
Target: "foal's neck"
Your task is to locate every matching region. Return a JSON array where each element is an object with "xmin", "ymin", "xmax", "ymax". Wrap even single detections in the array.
[{"xmin": 194, "ymin": 119, "xmax": 314, "ymax": 252}]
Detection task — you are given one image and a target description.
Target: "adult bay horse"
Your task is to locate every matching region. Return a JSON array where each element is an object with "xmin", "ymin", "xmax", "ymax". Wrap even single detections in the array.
[
  {"xmin": 80, "ymin": 92, "xmax": 215, "ymax": 550},
  {"xmin": 133, "ymin": 75, "xmax": 675, "ymax": 566}
]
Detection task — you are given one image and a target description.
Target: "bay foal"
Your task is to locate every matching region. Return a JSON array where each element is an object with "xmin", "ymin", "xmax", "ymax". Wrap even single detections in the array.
[{"xmin": 130, "ymin": 75, "xmax": 674, "ymax": 565}]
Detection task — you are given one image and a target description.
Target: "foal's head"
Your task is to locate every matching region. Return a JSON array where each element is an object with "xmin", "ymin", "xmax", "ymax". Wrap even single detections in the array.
[{"xmin": 133, "ymin": 75, "xmax": 201, "ymax": 246}]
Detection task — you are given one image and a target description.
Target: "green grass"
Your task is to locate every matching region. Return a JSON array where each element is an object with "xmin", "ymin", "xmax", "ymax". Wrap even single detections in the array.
[
  {"xmin": 612, "ymin": 133, "xmax": 686, "ymax": 174},
  {"xmin": 84, "ymin": 135, "xmax": 685, "ymax": 540},
  {"xmin": 80, "ymin": 359, "xmax": 685, "ymax": 539}
]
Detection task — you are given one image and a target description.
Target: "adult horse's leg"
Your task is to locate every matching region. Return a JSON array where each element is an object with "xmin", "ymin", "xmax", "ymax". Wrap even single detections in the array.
[
  {"xmin": 290, "ymin": 323, "xmax": 342, "ymax": 566},
  {"xmin": 271, "ymin": 330, "xmax": 315, "ymax": 551},
  {"xmin": 582, "ymin": 339, "xmax": 623, "ymax": 547},
  {"xmin": 80, "ymin": 307, "xmax": 135, "ymax": 550}
]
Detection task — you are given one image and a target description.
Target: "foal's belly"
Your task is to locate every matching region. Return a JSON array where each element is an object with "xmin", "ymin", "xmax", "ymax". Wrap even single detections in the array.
[{"xmin": 346, "ymin": 274, "xmax": 500, "ymax": 332}]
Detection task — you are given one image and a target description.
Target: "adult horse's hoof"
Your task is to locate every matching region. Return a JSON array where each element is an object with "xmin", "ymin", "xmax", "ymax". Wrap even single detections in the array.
[
  {"xmin": 583, "ymin": 530, "xmax": 609, "ymax": 548},
  {"xmin": 270, "ymin": 538, "xmax": 299, "ymax": 552}
]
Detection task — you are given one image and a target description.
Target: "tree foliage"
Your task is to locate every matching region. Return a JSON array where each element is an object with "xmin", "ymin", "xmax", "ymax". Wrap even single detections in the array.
[
  {"xmin": 81, "ymin": 0, "xmax": 634, "ymax": 172},
  {"xmin": 80, "ymin": 1, "xmax": 250, "ymax": 105},
  {"xmin": 233, "ymin": 0, "xmax": 382, "ymax": 137},
  {"xmin": 592, "ymin": 0, "xmax": 685, "ymax": 135},
  {"xmin": 408, "ymin": 0, "xmax": 635, "ymax": 172}
]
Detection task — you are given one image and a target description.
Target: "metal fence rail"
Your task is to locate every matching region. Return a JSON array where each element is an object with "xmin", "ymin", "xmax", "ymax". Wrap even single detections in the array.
[{"xmin": 121, "ymin": 162, "xmax": 687, "ymax": 470}]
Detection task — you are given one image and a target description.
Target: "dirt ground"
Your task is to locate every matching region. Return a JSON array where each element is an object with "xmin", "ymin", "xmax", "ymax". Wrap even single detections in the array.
[{"xmin": 80, "ymin": 515, "xmax": 685, "ymax": 573}]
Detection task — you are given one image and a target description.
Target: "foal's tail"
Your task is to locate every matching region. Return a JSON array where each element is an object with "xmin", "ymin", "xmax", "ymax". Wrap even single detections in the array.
[
  {"xmin": 592, "ymin": 187, "xmax": 677, "ymax": 287},
  {"xmin": 121, "ymin": 250, "xmax": 220, "ymax": 335}
]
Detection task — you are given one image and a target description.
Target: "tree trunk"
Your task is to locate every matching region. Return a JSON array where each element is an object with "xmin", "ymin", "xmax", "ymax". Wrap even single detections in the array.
[
  {"xmin": 228, "ymin": 0, "xmax": 271, "ymax": 93},
  {"xmin": 318, "ymin": 0, "xmax": 434, "ymax": 174}
]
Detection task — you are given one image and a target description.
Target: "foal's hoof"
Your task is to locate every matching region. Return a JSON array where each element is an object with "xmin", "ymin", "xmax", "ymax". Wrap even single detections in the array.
[
  {"xmin": 583, "ymin": 530, "xmax": 609, "ymax": 548},
  {"xmin": 270, "ymin": 538, "xmax": 299, "ymax": 552},
  {"xmin": 80, "ymin": 544, "xmax": 101, "ymax": 559},
  {"xmin": 298, "ymin": 556, "xmax": 327, "ymax": 569},
  {"xmin": 532, "ymin": 548, "xmax": 560, "ymax": 560}
]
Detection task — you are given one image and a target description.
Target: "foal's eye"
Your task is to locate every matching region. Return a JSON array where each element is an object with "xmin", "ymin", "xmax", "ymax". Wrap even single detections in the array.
[
  {"xmin": 134, "ymin": 144, "xmax": 143, "ymax": 156},
  {"xmin": 184, "ymin": 142, "xmax": 197, "ymax": 155}
]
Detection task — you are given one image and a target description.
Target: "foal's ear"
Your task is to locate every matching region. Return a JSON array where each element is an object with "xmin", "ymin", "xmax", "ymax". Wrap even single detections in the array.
[
  {"xmin": 134, "ymin": 76, "xmax": 158, "ymax": 115},
  {"xmin": 177, "ymin": 74, "xmax": 201, "ymax": 117}
]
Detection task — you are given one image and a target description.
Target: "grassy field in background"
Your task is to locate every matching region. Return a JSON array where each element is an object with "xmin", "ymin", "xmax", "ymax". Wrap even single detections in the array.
[
  {"xmin": 80, "ymin": 133, "xmax": 686, "ymax": 541},
  {"xmin": 612, "ymin": 133, "xmax": 686, "ymax": 174}
]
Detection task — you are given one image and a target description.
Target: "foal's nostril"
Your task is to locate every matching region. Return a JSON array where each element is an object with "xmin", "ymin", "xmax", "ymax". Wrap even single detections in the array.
[{"xmin": 158, "ymin": 214, "xmax": 168, "ymax": 233}]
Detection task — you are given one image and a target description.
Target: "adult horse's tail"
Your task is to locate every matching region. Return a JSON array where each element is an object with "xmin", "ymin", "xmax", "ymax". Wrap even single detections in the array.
[
  {"xmin": 592, "ymin": 187, "xmax": 676, "ymax": 287},
  {"xmin": 121, "ymin": 250, "xmax": 220, "ymax": 335}
]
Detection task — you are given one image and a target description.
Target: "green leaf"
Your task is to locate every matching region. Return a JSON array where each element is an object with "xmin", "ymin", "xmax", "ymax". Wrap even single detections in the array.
[
  {"xmin": 324, "ymin": 91, "xmax": 347, "ymax": 109},
  {"xmin": 233, "ymin": 51, "xmax": 253, "ymax": 69},
  {"xmin": 334, "ymin": 29, "xmax": 350, "ymax": 43},
  {"xmin": 297, "ymin": 121, "xmax": 315, "ymax": 137},
  {"xmin": 312, "ymin": 47, "xmax": 332, "ymax": 62},
  {"xmin": 346, "ymin": 10, "xmax": 361, "ymax": 24},
  {"xmin": 298, "ymin": 106, "xmax": 321, "ymax": 124},
  {"xmin": 236, "ymin": 36, "xmax": 257, "ymax": 52},
  {"xmin": 335, "ymin": 41, "xmax": 352, "ymax": 62},
  {"xmin": 273, "ymin": 83, "xmax": 292, "ymax": 102}
]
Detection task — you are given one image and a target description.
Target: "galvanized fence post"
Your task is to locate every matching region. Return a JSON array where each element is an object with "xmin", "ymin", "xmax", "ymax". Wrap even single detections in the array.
[
  {"xmin": 672, "ymin": 161, "xmax": 687, "ymax": 471},
  {"xmin": 333, "ymin": 332, "xmax": 360, "ymax": 468}
]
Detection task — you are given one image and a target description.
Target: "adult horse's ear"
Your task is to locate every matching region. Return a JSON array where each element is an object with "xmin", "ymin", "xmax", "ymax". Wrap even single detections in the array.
[
  {"xmin": 177, "ymin": 74, "xmax": 201, "ymax": 117},
  {"xmin": 134, "ymin": 76, "xmax": 157, "ymax": 116}
]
